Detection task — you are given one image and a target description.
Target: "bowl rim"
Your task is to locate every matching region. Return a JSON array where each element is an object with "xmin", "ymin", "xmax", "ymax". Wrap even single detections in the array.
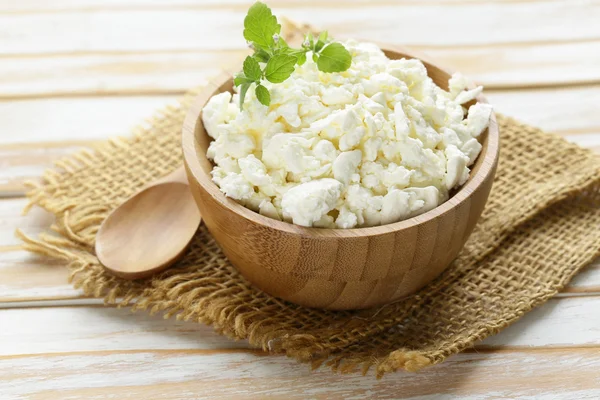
[{"xmin": 182, "ymin": 42, "xmax": 499, "ymax": 238}]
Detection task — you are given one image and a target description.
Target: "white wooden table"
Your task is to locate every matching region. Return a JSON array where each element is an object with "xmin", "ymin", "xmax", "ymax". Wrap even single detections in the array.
[{"xmin": 2, "ymin": 1, "xmax": 600, "ymax": 398}]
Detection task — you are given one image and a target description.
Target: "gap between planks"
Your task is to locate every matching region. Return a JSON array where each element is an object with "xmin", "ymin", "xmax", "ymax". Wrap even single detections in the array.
[
  {"xmin": 0, "ymin": 348, "xmax": 267, "ymax": 361},
  {"xmin": 0, "ymin": 89, "xmax": 189, "ymax": 101},
  {"xmin": 2, "ymin": 37, "xmax": 600, "ymax": 57},
  {"xmin": 2, "ymin": 346, "xmax": 600, "ymax": 362},
  {"xmin": 0, "ymin": 36, "xmax": 599, "ymax": 57}
]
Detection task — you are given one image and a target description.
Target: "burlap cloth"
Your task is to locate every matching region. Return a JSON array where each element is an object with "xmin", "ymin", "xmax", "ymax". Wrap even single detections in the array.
[{"xmin": 19, "ymin": 84, "xmax": 600, "ymax": 378}]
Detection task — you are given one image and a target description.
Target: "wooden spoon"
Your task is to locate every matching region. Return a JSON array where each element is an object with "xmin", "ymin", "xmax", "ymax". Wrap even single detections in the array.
[{"xmin": 95, "ymin": 167, "xmax": 201, "ymax": 280}]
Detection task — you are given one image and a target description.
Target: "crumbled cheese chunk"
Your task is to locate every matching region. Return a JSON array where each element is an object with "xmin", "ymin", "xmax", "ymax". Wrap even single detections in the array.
[
  {"xmin": 281, "ymin": 178, "xmax": 343, "ymax": 227},
  {"xmin": 202, "ymin": 39, "xmax": 492, "ymax": 228},
  {"xmin": 333, "ymin": 150, "xmax": 362, "ymax": 184}
]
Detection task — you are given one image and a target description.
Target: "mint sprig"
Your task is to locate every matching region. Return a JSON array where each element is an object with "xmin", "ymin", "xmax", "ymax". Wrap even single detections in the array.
[{"xmin": 234, "ymin": 1, "xmax": 352, "ymax": 108}]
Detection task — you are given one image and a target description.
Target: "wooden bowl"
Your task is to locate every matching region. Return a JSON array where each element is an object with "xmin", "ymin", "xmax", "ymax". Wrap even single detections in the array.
[{"xmin": 182, "ymin": 43, "xmax": 499, "ymax": 310}]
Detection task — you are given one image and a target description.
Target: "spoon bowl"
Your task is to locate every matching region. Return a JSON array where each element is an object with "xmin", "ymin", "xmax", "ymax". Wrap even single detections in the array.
[{"xmin": 96, "ymin": 168, "xmax": 201, "ymax": 280}]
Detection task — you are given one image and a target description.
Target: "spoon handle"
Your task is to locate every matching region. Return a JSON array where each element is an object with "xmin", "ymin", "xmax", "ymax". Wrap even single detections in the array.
[{"xmin": 155, "ymin": 166, "xmax": 189, "ymax": 185}]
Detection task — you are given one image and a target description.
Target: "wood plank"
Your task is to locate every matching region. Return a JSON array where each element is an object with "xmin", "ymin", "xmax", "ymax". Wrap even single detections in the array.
[
  {"xmin": 479, "ymin": 295, "xmax": 600, "ymax": 348},
  {"xmin": 0, "ymin": 198, "xmax": 54, "ymax": 247},
  {"xmin": 565, "ymin": 262, "xmax": 600, "ymax": 293},
  {"xmin": 429, "ymin": 40, "xmax": 600, "ymax": 89},
  {"xmin": 1, "ymin": 346, "xmax": 600, "ymax": 398},
  {"xmin": 0, "ymin": 0, "xmax": 244, "ymax": 13},
  {"xmin": 0, "ymin": 51, "xmax": 239, "ymax": 99},
  {"xmin": 0, "ymin": 0, "xmax": 553, "ymax": 14},
  {"xmin": 0, "ymin": 2, "xmax": 598, "ymax": 56},
  {"xmin": 0, "ymin": 141, "xmax": 95, "ymax": 197},
  {"xmin": 1, "ymin": 297, "xmax": 600, "ymax": 355},
  {"xmin": 0, "ymin": 96, "xmax": 178, "ymax": 145},
  {"xmin": 0, "ymin": 250, "xmax": 80, "ymax": 303},
  {"xmin": 0, "ymin": 306, "xmax": 248, "ymax": 356},
  {"xmin": 485, "ymin": 86, "xmax": 600, "ymax": 134},
  {"xmin": 2, "ymin": 41, "xmax": 600, "ymax": 99}
]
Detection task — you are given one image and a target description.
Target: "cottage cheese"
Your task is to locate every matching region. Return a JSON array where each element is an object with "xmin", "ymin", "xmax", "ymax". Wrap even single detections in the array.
[{"xmin": 203, "ymin": 39, "xmax": 492, "ymax": 228}]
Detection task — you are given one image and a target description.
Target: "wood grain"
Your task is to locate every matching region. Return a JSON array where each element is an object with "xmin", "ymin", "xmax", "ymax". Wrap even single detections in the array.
[
  {"xmin": 0, "ymin": 96, "xmax": 178, "ymax": 145},
  {"xmin": 2, "ymin": 41, "xmax": 600, "ymax": 98},
  {"xmin": 0, "ymin": 198, "xmax": 54, "ymax": 247},
  {"xmin": 96, "ymin": 167, "xmax": 202, "ymax": 280},
  {"xmin": 2, "ymin": 302, "xmax": 600, "ymax": 398},
  {"xmin": 3, "ymin": 298, "xmax": 600, "ymax": 353},
  {"xmin": 2, "ymin": 347, "xmax": 600, "ymax": 399},
  {"xmin": 564, "ymin": 262, "xmax": 600, "ymax": 293},
  {"xmin": 0, "ymin": 251, "xmax": 78, "ymax": 303},
  {"xmin": 0, "ymin": 51, "xmax": 237, "ymax": 99},
  {"xmin": 0, "ymin": 2, "xmax": 598, "ymax": 56},
  {"xmin": 0, "ymin": 0, "xmax": 599, "ymax": 396},
  {"xmin": 0, "ymin": 0, "xmax": 569, "ymax": 14},
  {"xmin": 487, "ymin": 86, "xmax": 600, "ymax": 134},
  {"xmin": 0, "ymin": 306, "xmax": 249, "ymax": 355},
  {"xmin": 478, "ymin": 296, "xmax": 600, "ymax": 348},
  {"xmin": 0, "ymin": 141, "xmax": 99, "ymax": 197}
]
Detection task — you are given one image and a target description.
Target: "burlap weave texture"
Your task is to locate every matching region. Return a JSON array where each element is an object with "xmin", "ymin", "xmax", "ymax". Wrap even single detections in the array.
[{"xmin": 19, "ymin": 86, "xmax": 600, "ymax": 378}]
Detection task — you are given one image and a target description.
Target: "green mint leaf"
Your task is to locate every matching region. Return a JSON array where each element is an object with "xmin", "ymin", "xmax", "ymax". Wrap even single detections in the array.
[
  {"xmin": 296, "ymin": 52, "xmax": 307, "ymax": 66},
  {"xmin": 318, "ymin": 31, "xmax": 328, "ymax": 43},
  {"xmin": 255, "ymin": 84, "xmax": 270, "ymax": 106},
  {"xmin": 316, "ymin": 42, "xmax": 352, "ymax": 72},
  {"xmin": 243, "ymin": 2, "xmax": 281, "ymax": 50},
  {"xmin": 234, "ymin": 73, "xmax": 254, "ymax": 86},
  {"xmin": 239, "ymin": 82, "xmax": 251, "ymax": 108},
  {"xmin": 253, "ymin": 49, "xmax": 270, "ymax": 63},
  {"xmin": 265, "ymin": 54, "xmax": 297, "ymax": 83},
  {"xmin": 243, "ymin": 56, "xmax": 262, "ymax": 81},
  {"xmin": 312, "ymin": 53, "xmax": 319, "ymax": 63},
  {"xmin": 314, "ymin": 31, "xmax": 328, "ymax": 53}
]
